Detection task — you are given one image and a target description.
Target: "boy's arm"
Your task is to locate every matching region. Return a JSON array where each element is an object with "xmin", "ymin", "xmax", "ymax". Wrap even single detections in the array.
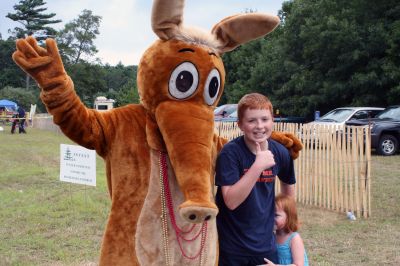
[
  {"xmin": 221, "ymin": 142, "xmax": 275, "ymax": 210},
  {"xmin": 280, "ymin": 182, "xmax": 295, "ymax": 198}
]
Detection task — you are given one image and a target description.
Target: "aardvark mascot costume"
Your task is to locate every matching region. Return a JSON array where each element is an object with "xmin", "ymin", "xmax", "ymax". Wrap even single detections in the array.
[{"xmin": 13, "ymin": 0, "xmax": 302, "ymax": 265}]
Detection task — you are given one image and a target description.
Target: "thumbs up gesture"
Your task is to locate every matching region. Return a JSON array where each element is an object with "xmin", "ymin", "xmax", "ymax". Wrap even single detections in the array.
[{"xmin": 254, "ymin": 141, "xmax": 275, "ymax": 170}]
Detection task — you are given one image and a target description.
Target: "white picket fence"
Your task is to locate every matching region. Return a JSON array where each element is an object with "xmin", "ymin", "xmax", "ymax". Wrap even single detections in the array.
[{"xmin": 215, "ymin": 121, "xmax": 372, "ymax": 218}]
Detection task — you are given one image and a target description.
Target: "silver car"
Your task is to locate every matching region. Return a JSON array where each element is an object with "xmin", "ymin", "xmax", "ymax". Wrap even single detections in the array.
[{"xmin": 310, "ymin": 107, "xmax": 384, "ymax": 127}]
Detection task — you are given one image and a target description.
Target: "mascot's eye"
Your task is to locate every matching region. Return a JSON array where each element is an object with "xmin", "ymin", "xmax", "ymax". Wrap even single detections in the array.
[
  {"xmin": 203, "ymin": 68, "xmax": 221, "ymax": 105},
  {"xmin": 169, "ymin": 62, "xmax": 199, "ymax": 99}
]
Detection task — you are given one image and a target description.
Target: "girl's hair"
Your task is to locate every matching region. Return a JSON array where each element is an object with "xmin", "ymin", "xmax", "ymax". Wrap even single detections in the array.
[
  {"xmin": 275, "ymin": 194, "xmax": 299, "ymax": 232},
  {"xmin": 237, "ymin": 93, "xmax": 273, "ymax": 122}
]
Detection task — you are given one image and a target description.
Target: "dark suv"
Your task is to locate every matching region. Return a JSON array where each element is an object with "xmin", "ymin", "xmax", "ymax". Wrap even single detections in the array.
[{"xmin": 346, "ymin": 105, "xmax": 400, "ymax": 156}]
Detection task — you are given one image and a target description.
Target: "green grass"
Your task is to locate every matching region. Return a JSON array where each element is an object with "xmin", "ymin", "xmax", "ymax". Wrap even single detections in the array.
[
  {"xmin": 1, "ymin": 126, "xmax": 399, "ymax": 265},
  {"xmin": 298, "ymin": 154, "xmax": 400, "ymax": 265},
  {"xmin": 0, "ymin": 126, "xmax": 109, "ymax": 265}
]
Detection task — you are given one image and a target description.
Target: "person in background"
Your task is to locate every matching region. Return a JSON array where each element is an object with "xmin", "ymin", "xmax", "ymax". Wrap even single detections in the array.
[
  {"xmin": 215, "ymin": 93, "xmax": 296, "ymax": 266},
  {"xmin": 17, "ymin": 105, "xmax": 26, "ymax": 133},
  {"xmin": 11, "ymin": 104, "xmax": 26, "ymax": 134},
  {"xmin": 262, "ymin": 194, "xmax": 309, "ymax": 266}
]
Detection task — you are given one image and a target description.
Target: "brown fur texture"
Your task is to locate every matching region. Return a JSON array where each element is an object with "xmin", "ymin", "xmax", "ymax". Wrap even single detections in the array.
[
  {"xmin": 13, "ymin": 36, "xmax": 225, "ymax": 266},
  {"xmin": 12, "ymin": 1, "xmax": 301, "ymax": 265},
  {"xmin": 136, "ymin": 150, "xmax": 218, "ymax": 265},
  {"xmin": 271, "ymin": 131, "xmax": 303, "ymax": 159},
  {"xmin": 212, "ymin": 13, "xmax": 280, "ymax": 53}
]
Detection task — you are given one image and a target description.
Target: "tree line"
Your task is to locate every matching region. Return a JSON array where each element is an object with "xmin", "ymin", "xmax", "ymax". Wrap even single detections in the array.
[
  {"xmin": 1, "ymin": 0, "xmax": 399, "ymax": 120},
  {"xmin": 222, "ymin": 0, "xmax": 400, "ymax": 120}
]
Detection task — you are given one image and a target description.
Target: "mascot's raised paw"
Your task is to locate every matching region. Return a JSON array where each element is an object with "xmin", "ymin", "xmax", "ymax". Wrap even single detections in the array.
[
  {"xmin": 13, "ymin": 36, "xmax": 67, "ymax": 90},
  {"xmin": 271, "ymin": 131, "xmax": 303, "ymax": 160}
]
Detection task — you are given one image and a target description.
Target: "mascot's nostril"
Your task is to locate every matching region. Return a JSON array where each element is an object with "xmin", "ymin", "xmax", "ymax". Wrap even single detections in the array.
[
  {"xmin": 189, "ymin": 214, "xmax": 197, "ymax": 220},
  {"xmin": 205, "ymin": 215, "xmax": 211, "ymax": 221}
]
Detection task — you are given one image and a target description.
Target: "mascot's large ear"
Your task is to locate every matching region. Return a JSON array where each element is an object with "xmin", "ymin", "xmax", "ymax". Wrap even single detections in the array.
[
  {"xmin": 151, "ymin": 0, "xmax": 184, "ymax": 40},
  {"xmin": 212, "ymin": 13, "xmax": 280, "ymax": 54}
]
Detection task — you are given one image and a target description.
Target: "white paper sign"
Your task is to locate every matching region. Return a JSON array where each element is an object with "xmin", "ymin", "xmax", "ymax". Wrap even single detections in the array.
[{"xmin": 60, "ymin": 144, "xmax": 96, "ymax": 186}]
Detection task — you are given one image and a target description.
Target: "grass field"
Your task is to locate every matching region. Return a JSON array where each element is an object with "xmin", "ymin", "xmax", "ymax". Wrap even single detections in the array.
[{"xmin": 1, "ymin": 126, "xmax": 399, "ymax": 265}]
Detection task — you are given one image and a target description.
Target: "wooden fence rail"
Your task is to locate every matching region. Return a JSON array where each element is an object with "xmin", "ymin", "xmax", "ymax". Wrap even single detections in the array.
[
  {"xmin": 215, "ymin": 121, "xmax": 371, "ymax": 218},
  {"xmin": 32, "ymin": 114, "xmax": 62, "ymax": 134}
]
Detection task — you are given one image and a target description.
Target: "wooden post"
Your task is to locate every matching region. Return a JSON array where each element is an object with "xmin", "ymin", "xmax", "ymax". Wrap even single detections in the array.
[
  {"xmin": 305, "ymin": 124, "xmax": 311, "ymax": 205},
  {"xmin": 338, "ymin": 126, "xmax": 344, "ymax": 211},
  {"xmin": 349, "ymin": 126, "xmax": 355, "ymax": 213},
  {"xmin": 358, "ymin": 127, "xmax": 366, "ymax": 218},
  {"xmin": 366, "ymin": 125, "xmax": 372, "ymax": 217},
  {"xmin": 342, "ymin": 127, "xmax": 350, "ymax": 211},
  {"xmin": 321, "ymin": 125, "xmax": 326, "ymax": 207},
  {"xmin": 354, "ymin": 126, "xmax": 360, "ymax": 217}
]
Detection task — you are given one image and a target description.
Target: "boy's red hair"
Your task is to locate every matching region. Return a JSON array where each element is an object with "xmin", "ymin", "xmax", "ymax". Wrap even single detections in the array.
[
  {"xmin": 237, "ymin": 93, "xmax": 273, "ymax": 122},
  {"xmin": 275, "ymin": 194, "xmax": 299, "ymax": 233}
]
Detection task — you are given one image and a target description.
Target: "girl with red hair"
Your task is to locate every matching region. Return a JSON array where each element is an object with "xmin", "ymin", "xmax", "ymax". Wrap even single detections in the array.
[{"xmin": 263, "ymin": 194, "xmax": 309, "ymax": 266}]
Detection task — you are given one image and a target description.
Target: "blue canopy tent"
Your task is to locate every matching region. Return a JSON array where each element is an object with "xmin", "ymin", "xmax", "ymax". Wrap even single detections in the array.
[{"xmin": 0, "ymin": 99, "xmax": 18, "ymax": 111}]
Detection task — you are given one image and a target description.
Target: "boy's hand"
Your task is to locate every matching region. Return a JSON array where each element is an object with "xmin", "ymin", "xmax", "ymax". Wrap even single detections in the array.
[{"xmin": 254, "ymin": 141, "xmax": 275, "ymax": 170}]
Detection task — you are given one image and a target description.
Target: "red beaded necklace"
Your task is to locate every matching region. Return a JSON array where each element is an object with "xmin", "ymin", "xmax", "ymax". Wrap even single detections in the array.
[{"xmin": 159, "ymin": 151, "xmax": 208, "ymax": 265}]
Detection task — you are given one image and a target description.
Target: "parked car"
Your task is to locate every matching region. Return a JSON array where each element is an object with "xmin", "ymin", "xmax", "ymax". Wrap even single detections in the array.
[
  {"xmin": 214, "ymin": 104, "xmax": 237, "ymax": 121},
  {"xmin": 309, "ymin": 107, "xmax": 384, "ymax": 127},
  {"xmin": 216, "ymin": 110, "xmax": 238, "ymax": 122},
  {"xmin": 346, "ymin": 105, "xmax": 400, "ymax": 156},
  {"xmin": 301, "ymin": 107, "xmax": 384, "ymax": 148}
]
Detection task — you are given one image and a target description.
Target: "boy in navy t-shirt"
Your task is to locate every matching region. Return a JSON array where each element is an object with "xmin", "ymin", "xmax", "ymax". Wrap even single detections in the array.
[{"xmin": 215, "ymin": 93, "xmax": 296, "ymax": 266}]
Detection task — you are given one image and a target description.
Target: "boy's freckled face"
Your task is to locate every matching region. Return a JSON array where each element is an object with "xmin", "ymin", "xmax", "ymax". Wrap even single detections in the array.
[{"xmin": 238, "ymin": 108, "xmax": 274, "ymax": 145}]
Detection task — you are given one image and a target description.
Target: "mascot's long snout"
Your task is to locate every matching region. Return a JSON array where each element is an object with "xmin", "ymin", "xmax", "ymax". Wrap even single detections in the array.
[{"xmin": 155, "ymin": 101, "xmax": 218, "ymax": 224}]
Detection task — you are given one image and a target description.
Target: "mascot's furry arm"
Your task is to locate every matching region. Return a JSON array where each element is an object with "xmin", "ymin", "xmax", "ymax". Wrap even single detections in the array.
[
  {"xmin": 12, "ymin": 37, "xmax": 148, "ymax": 157},
  {"xmin": 13, "ymin": 37, "xmax": 107, "ymax": 151},
  {"xmin": 13, "ymin": 36, "xmax": 151, "ymax": 265}
]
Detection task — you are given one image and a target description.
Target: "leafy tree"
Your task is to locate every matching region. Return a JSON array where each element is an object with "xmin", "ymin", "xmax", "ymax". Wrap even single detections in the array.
[
  {"xmin": 221, "ymin": 8, "xmax": 272, "ymax": 104},
  {"xmin": 222, "ymin": 38, "xmax": 265, "ymax": 103},
  {"xmin": 6, "ymin": 0, "xmax": 61, "ymax": 90},
  {"xmin": 57, "ymin": 9, "xmax": 101, "ymax": 64},
  {"xmin": 95, "ymin": 63, "xmax": 138, "ymax": 107},
  {"xmin": 274, "ymin": 0, "xmax": 400, "ymax": 117},
  {"xmin": 103, "ymin": 63, "xmax": 136, "ymax": 91},
  {"xmin": 0, "ymin": 86, "xmax": 40, "ymax": 111},
  {"xmin": 6, "ymin": 0, "xmax": 61, "ymax": 39},
  {"xmin": 0, "ymin": 39, "xmax": 26, "ymax": 89},
  {"xmin": 113, "ymin": 79, "xmax": 140, "ymax": 107},
  {"xmin": 65, "ymin": 62, "xmax": 107, "ymax": 107},
  {"xmin": 224, "ymin": 0, "xmax": 400, "ymax": 119}
]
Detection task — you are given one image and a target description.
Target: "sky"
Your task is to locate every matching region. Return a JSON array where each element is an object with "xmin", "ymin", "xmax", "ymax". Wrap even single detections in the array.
[{"xmin": 0, "ymin": 0, "xmax": 285, "ymax": 65}]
